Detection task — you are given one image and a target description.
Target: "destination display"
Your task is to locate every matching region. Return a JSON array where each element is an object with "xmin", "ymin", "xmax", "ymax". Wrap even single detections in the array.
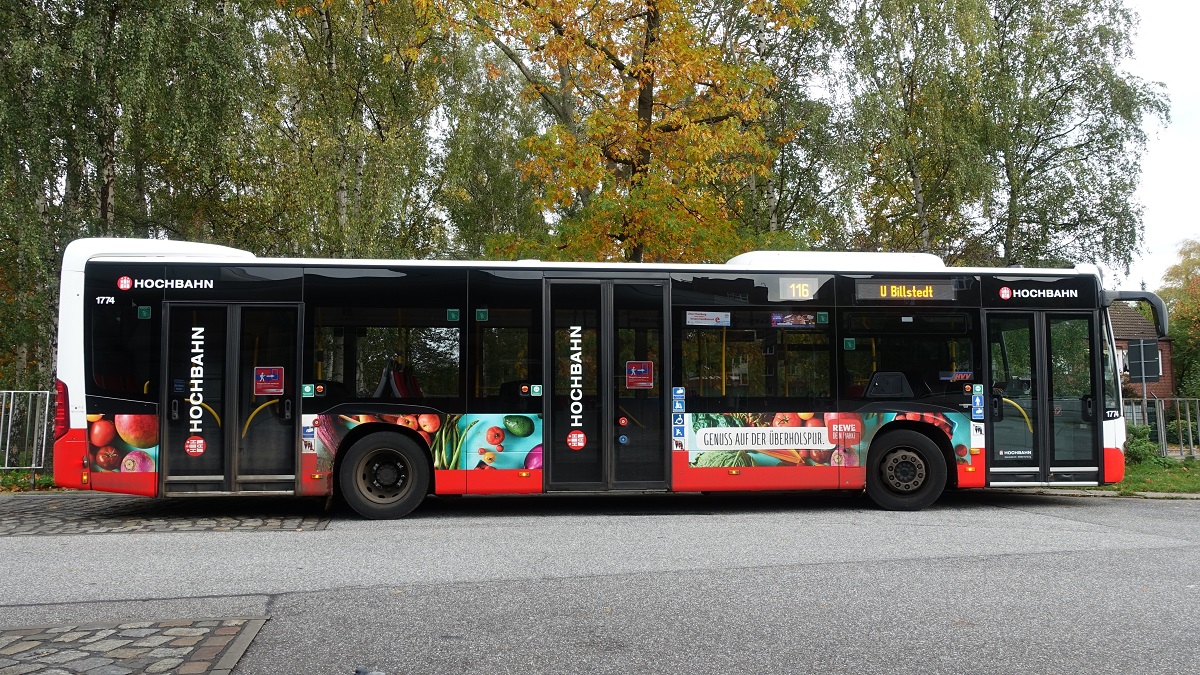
[{"xmin": 855, "ymin": 279, "xmax": 956, "ymax": 301}]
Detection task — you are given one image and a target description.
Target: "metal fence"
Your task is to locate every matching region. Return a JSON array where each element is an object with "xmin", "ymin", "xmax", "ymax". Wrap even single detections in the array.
[
  {"xmin": 1, "ymin": 390, "xmax": 52, "ymax": 471},
  {"xmin": 1124, "ymin": 397, "xmax": 1200, "ymax": 458}
]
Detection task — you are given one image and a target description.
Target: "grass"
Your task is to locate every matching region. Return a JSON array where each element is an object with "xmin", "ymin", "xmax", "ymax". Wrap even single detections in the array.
[
  {"xmin": 1106, "ymin": 456, "xmax": 1200, "ymax": 496},
  {"xmin": 0, "ymin": 470, "xmax": 57, "ymax": 492}
]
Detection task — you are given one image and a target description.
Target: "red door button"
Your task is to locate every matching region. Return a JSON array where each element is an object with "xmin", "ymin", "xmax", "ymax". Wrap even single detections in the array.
[{"xmin": 617, "ymin": 416, "xmax": 629, "ymax": 427}]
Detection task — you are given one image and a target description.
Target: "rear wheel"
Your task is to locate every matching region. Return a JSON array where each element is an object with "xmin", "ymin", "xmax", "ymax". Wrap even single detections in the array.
[
  {"xmin": 866, "ymin": 430, "xmax": 947, "ymax": 511},
  {"xmin": 338, "ymin": 432, "xmax": 429, "ymax": 519}
]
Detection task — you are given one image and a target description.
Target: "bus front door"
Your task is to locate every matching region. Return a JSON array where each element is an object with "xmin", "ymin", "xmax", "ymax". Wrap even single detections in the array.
[
  {"xmin": 985, "ymin": 311, "xmax": 1101, "ymax": 485},
  {"xmin": 545, "ymin": 280, "xmax": 669, "ymax": 490},
  {"xmin": 161, "ymin": 304, "xmax": 301, "ymax": 494}
]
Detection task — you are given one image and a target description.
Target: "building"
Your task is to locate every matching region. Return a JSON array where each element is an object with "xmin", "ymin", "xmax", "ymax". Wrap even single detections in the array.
[{"xmin": 1109, "ymin": 301, "xmax": 1175, "ymax": 398}]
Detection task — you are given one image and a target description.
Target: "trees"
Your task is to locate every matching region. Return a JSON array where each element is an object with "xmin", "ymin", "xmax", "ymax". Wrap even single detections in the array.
[
  {"xmin": 455, "ymin": 0, "xmax": 810, "ymax": 262},
  {"xmin": 1159, "ymin": 239, "xmax": 1200, "ymax": 396},
  {"xmin": 836, "ymin": 0, "xmax": 1167, "ymax": 269},
  {"xmin": 979, "ymin": 0, "xmax": 1168, "ymax": 272}
]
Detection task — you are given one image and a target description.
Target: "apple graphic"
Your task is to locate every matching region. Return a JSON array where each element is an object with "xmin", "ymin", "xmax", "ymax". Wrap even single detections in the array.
[{"xmin": 115, "ymin": 414, "xmax": 159, "ymax": 449}]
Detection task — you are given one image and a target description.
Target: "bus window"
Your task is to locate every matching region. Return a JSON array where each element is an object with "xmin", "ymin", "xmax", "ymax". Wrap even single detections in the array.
[
  {"xmin": 678, "ymin": 309, "xmax": 833, "ymax": 403},
  {"xmin": 468, "ymin": 271, "xmax": 542, "ymax": 412},
  {"xmin": 841, "ymin": 312, "xmax": 974, "ymax": 399},
  {"xmin": 88, "ymin": 300, "xmax": 161, "ymax": 400},
  {"xmin": 310, "ymin": 309, "xmax": 459, "ymax": 399},
  {"xmin": 303, "ymin": 268, "xmax": 466, "ymax": 405}
]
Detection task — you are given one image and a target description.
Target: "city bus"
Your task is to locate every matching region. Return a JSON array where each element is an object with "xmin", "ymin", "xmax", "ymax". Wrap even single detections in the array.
[{"xmin": 52, "ymin": 238, "xmax": 1168, "ymax": 518}]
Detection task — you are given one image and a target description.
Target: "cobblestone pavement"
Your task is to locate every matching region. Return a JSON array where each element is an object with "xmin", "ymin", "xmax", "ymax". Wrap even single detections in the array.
[
  {"xmin": 0, "ymin": 618, "xmax": 265, "ymax": 675},
  {"xmin": 0, "ymin": 493, "xmax": 331, "ymax": 537}
]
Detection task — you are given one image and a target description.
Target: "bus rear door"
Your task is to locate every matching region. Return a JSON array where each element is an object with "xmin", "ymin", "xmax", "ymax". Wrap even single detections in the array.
[{"xmin": 162, "ymin": 304, "xmax": 301, "ymax": 494}]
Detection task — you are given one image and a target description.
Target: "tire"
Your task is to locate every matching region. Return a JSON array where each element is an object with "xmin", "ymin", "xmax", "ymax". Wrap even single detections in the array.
[
  {"xmin": 865, "ymin": 430, "xmax": 947, "ymax": 511},
  {"xmin": 338, "ymin": 432, "xmax": 429, "ymax": 519}
]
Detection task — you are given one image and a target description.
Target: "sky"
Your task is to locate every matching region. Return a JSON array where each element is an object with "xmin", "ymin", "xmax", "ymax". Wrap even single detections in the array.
[{"xmin": 1120, "ymin": 1, "xmax": 1199, "ymax": 291}]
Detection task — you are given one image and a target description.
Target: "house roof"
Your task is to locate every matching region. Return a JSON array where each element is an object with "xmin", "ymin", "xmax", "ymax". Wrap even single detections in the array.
[{"xmin": 1109, "ymin": 302, "xmax": 1160, "ymax": 340}]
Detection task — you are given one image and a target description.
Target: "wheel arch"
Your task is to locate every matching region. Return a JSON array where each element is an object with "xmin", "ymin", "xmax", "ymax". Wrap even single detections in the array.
[
  {"xmin": 867, "ymin": 420, "xmax": 957, "ymax": 488},
  {"xmin": 331, "ymin": 423, "xmax": 436, "ymax": 496}
]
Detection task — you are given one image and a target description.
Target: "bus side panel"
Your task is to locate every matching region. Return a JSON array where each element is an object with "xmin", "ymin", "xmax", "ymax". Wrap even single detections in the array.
[
  {"xmin": 90, "ymin": 469, "xmax": 157, "ymax": 497},
  {"xmin": 672, "ymin": 410, "xmax": 974, "ymax": 492},
  {"xmin": 671, "ymin": 452, "xmax": 841, "ymax": 491},
  {"xmin": 1102, "ymin": 418, "xmax": 1126, "ymax": 484},
  {"xmin": 310, "ymin": 411, "xmax": 542, "ymax": 496},
  {"xmin": 1103, "ymin": 447, "xmax": 1125, "ymax": 484},
  {"xmin": 956, "ymin": 461, "xmax": 986, "ymax": 488},
  {"xmin": 434, "ymin": 470, "xmax": 467, "ymax": 494},
  {"xmin": 53, "ymin": 430, "xmax": 91, "ymax": 490},
  {"xmin": 464, "ymin": 469, "xmax": 543, "ymax": 494},
  {"xmin": 82, "ymin": 413, "xmax": 161, "ymax": 496}
]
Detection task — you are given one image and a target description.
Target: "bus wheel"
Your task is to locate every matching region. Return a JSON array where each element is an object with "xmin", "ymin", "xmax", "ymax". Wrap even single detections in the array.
[
  {"xmin": 866, "ymin": 430, "xmax": 946, "ymax": 511},
  {"xmin": 339, "ymin": 432, "xmax": 429, "ymax": 519}
]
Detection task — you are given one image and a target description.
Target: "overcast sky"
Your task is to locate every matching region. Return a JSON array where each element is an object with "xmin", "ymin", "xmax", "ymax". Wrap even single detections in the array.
[{"xmin": 1121, "ymin": 1, "xmax": 1198, "ymax": 290}]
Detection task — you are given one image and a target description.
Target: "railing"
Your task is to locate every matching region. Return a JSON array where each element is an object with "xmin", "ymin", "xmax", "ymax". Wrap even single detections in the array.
[
  {"xmin": 1, "ymin": 390, "xmax": 52, "ymax": 475},
  {"xmin": 1123, "ymin": 397, "xmax": 1200, "ymax": 458}
]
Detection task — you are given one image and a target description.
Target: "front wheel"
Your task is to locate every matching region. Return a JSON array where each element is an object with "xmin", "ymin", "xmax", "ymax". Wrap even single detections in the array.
[
  {"xmin": 338, "ymin": 432, "xmax": 429, "ymax": 519},
  {"xmin": 865, "ymin": 430, "xmax": 947, "ymax": 511}
]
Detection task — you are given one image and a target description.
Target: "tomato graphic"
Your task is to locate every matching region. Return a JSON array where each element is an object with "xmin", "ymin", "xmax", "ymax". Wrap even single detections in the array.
[
  {"xmin": 773, "ymin": 412, "xmax": 802, "ymax": 427},
  {"xmin": 485, "ymin": 426, "xmax": 506, "ymax": 445}
]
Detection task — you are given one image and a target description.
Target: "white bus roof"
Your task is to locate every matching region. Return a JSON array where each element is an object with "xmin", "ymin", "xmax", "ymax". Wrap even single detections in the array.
[{"xmin": 62, "ymin": 238, "xmax": 1101, "ymax": 280}]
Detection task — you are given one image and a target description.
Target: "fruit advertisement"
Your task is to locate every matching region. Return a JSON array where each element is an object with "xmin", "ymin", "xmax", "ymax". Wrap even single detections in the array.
[
  {"xmin": 85, "ymin": 414, "xmax": 159, "ymax": 473},
  {"xmin": 306, "ymin": 412, "xmax": 543, "ymax": 472},
  {"xmin": 683, "ymin": 410, "xmax": 971, "ymax": 468}
]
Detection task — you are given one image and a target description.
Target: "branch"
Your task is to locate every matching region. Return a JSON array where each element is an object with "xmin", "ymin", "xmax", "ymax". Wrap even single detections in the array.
[
  {"xmin": 519, "ymin": 0, "xmax": 630, "ymax": 78},
  {"xmin": 474, "ymin": 15, "xmax": 571, "ymax": 125},
  {"xmin": 655, "ymin": 112, "xmax": 739, "ymax": 134}
]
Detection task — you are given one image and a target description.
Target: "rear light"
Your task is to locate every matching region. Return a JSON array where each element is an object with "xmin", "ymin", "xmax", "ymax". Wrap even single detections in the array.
[{"xmin": 54, "ymin": 378, "xmax": 69, "ymax": 440}]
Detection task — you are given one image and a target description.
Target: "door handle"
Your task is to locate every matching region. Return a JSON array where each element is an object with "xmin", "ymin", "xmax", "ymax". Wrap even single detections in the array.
[
  {"xmin": 283, "ymin": 398, "xmax": 292, "ymax": 421},
  {"xmin": 991, "ymin": 395, "xmax": 1003, "ymax": 421},
  {"xmin": 170, "ymin": 398, "xmax": 180, "ymax": 421}
]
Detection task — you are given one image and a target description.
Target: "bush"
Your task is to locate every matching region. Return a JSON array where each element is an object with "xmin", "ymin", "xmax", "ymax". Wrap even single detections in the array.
[
  {"xmin": 1124, "ymin": 425, "xmax": 1160, "ymax": 464},
  {"xmin": 1165, "ymin": 419, "xmax": 1199, "ymax": 445}
]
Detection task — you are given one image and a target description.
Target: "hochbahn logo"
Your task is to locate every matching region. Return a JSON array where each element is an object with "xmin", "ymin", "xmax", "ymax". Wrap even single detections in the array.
[
  {"xmin": 998, "ymin": 286, "xmax": 1078, "ymax": 300},
  {"xmin": 116, "ymin": 276, "xmax": 214, "ymax": 290}
]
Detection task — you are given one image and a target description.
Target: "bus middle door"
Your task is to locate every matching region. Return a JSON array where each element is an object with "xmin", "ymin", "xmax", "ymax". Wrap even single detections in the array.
[{"xmin": 544, "ymin": 279, "xmax": 669, "ymax": 491}]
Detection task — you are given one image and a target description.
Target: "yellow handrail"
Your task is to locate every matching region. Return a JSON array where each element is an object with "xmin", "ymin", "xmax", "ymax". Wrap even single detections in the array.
[
  {"xmin": 241, "ymin": 399, "xmax": 279, "ymax": 438},
  {"xmin": 201, "ymin": 402, "xmax": 222, "ymax": 428},
  {"xmin": 1001, "ymin": 397, "xmax": 1033, "ymax": 433}
]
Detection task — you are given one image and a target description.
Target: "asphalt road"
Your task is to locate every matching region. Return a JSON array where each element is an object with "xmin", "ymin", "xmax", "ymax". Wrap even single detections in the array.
[{"xmin": 2, "ymin": 490, "xmax": 1199, "ymax": 674}]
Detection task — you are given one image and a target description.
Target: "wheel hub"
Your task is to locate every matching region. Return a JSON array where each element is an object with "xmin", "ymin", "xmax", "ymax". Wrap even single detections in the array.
[
  {"xmin": 883, "ymin": 449, "xmax": 926, "ymax": 493},
  {"xmin": 373, "ymin": 461, "xmax": 402, "ymax": 488}
]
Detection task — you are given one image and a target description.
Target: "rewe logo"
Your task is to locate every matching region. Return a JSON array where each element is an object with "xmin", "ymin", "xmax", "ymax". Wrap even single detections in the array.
[
  {"xmin": 998, "ymin": 286, "xmax": 1013, "ymax": 300},
  {"xmin": 117, "ymin": 276, "xmax": 133, "ymax": 291}
]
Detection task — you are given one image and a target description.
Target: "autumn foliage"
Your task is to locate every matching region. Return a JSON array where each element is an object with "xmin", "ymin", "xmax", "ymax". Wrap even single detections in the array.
[{"xmin": 455, "ymin": 0, "xmax": 810, "ymax": 262}]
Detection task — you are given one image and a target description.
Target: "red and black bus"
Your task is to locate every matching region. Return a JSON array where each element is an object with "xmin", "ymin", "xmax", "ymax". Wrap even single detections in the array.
[{"xmin": 53, "ymin": 238, "xmax": 1167, "ymax": 517}]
